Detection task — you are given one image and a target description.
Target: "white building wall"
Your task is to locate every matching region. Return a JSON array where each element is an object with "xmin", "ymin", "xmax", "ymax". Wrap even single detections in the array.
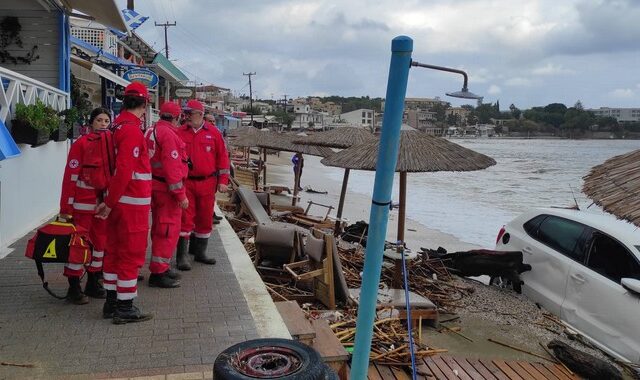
[{"xmin": 0, "ymin": 141, "xmax": 68, "ymax": 251}]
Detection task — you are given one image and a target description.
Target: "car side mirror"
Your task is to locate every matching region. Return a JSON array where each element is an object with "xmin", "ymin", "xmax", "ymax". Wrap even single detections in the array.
[{"xmin": 621, "ymin": 278, "xmax": 640, "ymax": 295}]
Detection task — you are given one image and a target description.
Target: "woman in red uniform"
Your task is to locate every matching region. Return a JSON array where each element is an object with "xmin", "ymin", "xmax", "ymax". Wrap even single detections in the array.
[{"xmin": 59, "ymin": 107, "xmax": 111, "ymax": 304}]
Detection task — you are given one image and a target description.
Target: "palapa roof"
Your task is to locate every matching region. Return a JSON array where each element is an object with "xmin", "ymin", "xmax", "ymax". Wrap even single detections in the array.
[
  {"xmin": 293, "ymin": 127, "xmax": 376, "ymax": 149},
  {"xmin": 257, "ymin": 133, "xmax": 334, "ymax": 157},
  {"xmin": 321, "ymin": 130, "xmax": 496, "ymax": 172},
  {"xmin": 228, "ymin": 126, "xmax": 265, "ymax": 147},
  {"xmin": 583, "ymin": 149, "xmax": 640, "ymax": 227}
]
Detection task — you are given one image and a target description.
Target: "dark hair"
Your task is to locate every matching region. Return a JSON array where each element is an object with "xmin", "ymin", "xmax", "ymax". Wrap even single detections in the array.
[
  {"xmin": 122, "ymin": 95, "xmax": 146, "ymax": 110},
  {"xmin": 89, "ymin": 107, "xmax": 111, "ymax": 124},
  {"xmin": 160, "ymin": 114, "xmax": 175, "ymax": 121}
]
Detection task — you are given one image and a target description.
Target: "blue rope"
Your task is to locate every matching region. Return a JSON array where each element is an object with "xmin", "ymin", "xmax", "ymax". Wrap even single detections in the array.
[{"xmin": 400, "ymin": 244, "xmax": 418, "ymax": 380}]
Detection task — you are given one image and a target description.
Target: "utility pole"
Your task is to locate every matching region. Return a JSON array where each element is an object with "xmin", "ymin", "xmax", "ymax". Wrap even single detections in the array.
[
  {"xmin": 155, "ymin": 21, "xmax": 176, "ymax": 58},
  {"xmin": 243, "ymin": 72, "xmax": 256, "ymax": 126}
]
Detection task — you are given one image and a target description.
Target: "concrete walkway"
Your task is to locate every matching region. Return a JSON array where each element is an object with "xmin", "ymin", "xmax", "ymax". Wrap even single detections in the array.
[{"xmin": 0, "ymin": 214, "xmax": 289, "ymax": 379}]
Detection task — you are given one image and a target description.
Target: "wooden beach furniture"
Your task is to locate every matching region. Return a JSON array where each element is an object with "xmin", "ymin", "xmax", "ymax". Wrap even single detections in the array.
[
  {"xmin": 233, "ymin": 166, "xmax": 261, "ymax": 190},
  {"xmin": 349, "ymin": 287, "xmax": 439, "ymax": 328}
]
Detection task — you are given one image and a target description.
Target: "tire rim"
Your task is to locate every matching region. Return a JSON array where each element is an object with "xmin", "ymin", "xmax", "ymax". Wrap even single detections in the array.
[{"xmin": 232, "ymin": 346, "xmax": 302, "ymax": 378}]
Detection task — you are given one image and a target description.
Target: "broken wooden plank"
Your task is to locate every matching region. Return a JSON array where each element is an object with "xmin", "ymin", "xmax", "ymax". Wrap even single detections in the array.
[
  {"xmin": 274, "ymin": 301, "xmax": 315, "ymax": 344},
  {"xmin": 311, "ymin": 318, "xmax": 350, "ymax": 363}
]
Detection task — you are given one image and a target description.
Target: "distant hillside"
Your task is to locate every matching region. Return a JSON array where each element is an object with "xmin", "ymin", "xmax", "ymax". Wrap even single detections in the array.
[{"xmin": 320, "ymin": 96, "xmax": 384, "ymax": 113}]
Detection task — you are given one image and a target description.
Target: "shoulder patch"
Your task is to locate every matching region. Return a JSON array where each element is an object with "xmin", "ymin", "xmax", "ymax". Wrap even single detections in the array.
[
  {"xmin": 171, "ymin": 150, "xmax": 179, "ymax": 159},
  {"xmin": 69, "ymin": 159, "xmax": 79, "ymax": 169},
  {"xmin": 133, "ymin": 146, "xmax": 140, "ymax": 158},
  {"xmin": 205, "ymin": 134, "xmax": 212, "ymax": 139}
]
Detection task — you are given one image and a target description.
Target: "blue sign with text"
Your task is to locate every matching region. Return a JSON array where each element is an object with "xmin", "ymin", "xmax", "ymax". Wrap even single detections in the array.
[{"xmin": 123, "ymin": 68, "xmax": 159, "ymax": 88}]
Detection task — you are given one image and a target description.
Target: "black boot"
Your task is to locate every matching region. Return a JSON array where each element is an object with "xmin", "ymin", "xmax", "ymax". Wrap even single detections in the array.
[
  {"xmin": 194, "ymin": 237, "xmax": 216, "ymax": 265},
  {"xmin": 113, "ymin": 299, "xmax": 153, "ymax": 324},
  {"xmin": 214, "ymin": 212, "xmax": 223, "ymax": 221},
  {"xmin": 66, "ymin": 277, "xmax": 89, "ymax": 305},
  {"xmin": 84, "ymin": 272, "xmax": 106, "ymax": 299},
  {"xmin": 148, "ymin": 271, "xmax": 181, "ymax": 288},
  {"xmin": 176, "ymin": 237, "xmax": 191, "ymax": 271},
  {"xmin": 103, "ymin": 290, "xmax": 117, "ymax": 319},
  {"xmin": 166, "ymin": 268, "xmax": 181, "ymax": 280},
  {"xmin": 188, "ymin": 234, "xmax": 197, "ymax": 255}
]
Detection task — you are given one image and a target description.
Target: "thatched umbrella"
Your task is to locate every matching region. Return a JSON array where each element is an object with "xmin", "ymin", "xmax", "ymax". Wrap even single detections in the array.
[
  {"xmin": 321, "ymin": 130, "xmax": 496, "ymax": 286},
  {"xmin": 583, "ymin": 149, "xmax": 640, "ymax": 227},
  {"xmin": 294, "ymin": 127, "xmax": 377, "ymax": 233},
  {"xmin": 258, "ymin": 133, "xmax": 334, "ymax": 206}
]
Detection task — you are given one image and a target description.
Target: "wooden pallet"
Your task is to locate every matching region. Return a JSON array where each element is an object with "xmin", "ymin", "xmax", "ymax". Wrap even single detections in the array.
[{"xmin": 345, "ymin": 355, "xmax": 582, "ymax": 379}]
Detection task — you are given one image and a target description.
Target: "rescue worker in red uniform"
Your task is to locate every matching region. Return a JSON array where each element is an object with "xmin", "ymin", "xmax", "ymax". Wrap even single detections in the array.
[
  {"xmin": 95, "ymin": 82, "xmax": 153, "ymax": 324},
  {"xmin": 59, "ymin": 107, "xmax": 111, "ymax": 304},
  {"xmin": 175, "ymin": 100, "xmax": 230, "ymax": 270},
  {"xmin": 145, "ymin": 101, "xmax": 189, "ymax": 288}
]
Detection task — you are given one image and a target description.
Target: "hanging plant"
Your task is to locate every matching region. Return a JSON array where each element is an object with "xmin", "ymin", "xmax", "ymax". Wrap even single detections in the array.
[{"xmin": 0, "ymin": 16, "xmax": 40, "ymax": 64}]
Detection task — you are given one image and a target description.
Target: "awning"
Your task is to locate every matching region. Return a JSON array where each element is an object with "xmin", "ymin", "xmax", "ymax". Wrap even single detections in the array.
[
  {"xmin": 225, "ymin": 116, "xmax": 241, "ymax": 122},
  {"xmin": 150, "ymin": 53, "xmax": 189, "ymax": 83},
  {"xmin": 71, "ymin": 36, "xmax": 138, "ymax": 67},
  {"xmin": 71, "ymin": 55, "xmax": 131, "ymax": 87},
  {"xmin": 62, "ymin": 0, "xmax": 128, "ymax": 32}
]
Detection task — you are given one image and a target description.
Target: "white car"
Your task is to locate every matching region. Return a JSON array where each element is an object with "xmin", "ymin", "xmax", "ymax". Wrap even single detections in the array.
[{"xmin": 496, "ymin": 207, "xmax": 640, "ymax": 363}]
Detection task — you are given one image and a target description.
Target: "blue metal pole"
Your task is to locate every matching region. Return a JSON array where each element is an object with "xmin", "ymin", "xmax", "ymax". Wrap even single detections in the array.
[{"xmin": 350, "ymin": 36, "xmax": 413, "ymax": 379}]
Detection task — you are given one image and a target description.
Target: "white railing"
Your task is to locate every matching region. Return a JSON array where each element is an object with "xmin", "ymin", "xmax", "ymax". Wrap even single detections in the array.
[{"xmin": 0, "ymin": 66, "xmax": 70, "ymax": 126}]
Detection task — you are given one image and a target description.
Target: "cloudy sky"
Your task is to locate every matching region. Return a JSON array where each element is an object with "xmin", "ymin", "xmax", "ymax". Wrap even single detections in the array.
[{"xmin": 121, "ymin": 0, "xmax": 640, "ymax": 109}]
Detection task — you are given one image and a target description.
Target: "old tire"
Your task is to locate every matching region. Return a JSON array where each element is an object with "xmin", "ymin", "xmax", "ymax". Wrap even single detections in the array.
[{"xmin": 214, "ymin": 338, "xmax": 326, "ymax": 380}]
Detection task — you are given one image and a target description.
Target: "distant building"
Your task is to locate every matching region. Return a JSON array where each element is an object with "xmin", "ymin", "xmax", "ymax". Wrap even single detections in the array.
[
  {"xmin": 340, "ymin": 109, "xmax": 375, "ymax": 129},
  {"xmin": 447, "ymin": 107, "xmax": 471, "ymax": 123},
  {"xmin": 403, "ymin": 109, "xmax": 438, "ymax": 132},
  {"xmin": 382, "ymin": 97, "xmax": 448, "ymax": 112},
  {"xmin": 587, "ymin": 107, "xmax": 640, "ymax": 123}
]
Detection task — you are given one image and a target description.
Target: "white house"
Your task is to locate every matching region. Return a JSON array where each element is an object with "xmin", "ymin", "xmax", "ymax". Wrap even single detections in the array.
[{"xmin": 340, "ymin": 109, "xmax": 375, "ymax": 129}]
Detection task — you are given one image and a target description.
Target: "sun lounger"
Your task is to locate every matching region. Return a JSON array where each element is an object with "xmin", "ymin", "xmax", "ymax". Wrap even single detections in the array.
[{"xmin": 233, "ymin": 167, "xmax": 260, "ymax": 190}]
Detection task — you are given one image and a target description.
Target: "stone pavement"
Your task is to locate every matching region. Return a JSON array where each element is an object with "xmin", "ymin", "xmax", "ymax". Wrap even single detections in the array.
[{"xmin": 0, "ymin": 219, "xmax": 266, "ymax": 379}]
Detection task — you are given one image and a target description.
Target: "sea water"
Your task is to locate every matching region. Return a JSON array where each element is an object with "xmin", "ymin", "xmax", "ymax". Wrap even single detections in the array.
[{"xmin": 324, "ymin": 139, "xmax": 640, "ymax": 248}]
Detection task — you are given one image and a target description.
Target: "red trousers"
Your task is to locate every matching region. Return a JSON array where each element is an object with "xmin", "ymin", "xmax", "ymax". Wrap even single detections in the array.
[
  {"xmin": 181, "ymin": 177, "xmax": 216, "ymax": 239},
  {"xmin": 150, "ymin": 190, "xmax": 182, "ymax": 274},
  {"xmin": 63, "ymin": 212, "xmax": 106, "ymax": 278},
  {"xmin": 102, "ymin": 206, "xmax": 149, "ymax": 300}
]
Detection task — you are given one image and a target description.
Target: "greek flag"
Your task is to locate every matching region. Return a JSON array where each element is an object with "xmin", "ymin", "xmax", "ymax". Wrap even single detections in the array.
[{"xmin": 122, "ymin": 9, "xmax": 149, "ymax": 30}]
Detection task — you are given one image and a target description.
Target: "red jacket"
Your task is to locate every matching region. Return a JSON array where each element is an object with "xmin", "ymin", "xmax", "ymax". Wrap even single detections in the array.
[
  {"xmin": 104, "ymin": 111, "xmax": 152, "ymax": 209},
  {"xmin": 145, "ymin": 120, "xmax": 188, "ymax": 201},
  {"xmin": 176, "ymin": 121, "xmax": 230, "ymax": 185},
  {"xmin": 60, "ymin": 134, "xmax": 98, "ymax": 215}
]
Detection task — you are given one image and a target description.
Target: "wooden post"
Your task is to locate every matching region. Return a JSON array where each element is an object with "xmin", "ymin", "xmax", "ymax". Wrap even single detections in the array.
[
  {"xmin": 246, "ymin": 147, "xmax": 251, "ymax": 167},
  {"xmin": 262, "ymin": 148, "xmax": 267, "ymax": 188},
  {"xmin": 334, "ymin": 168, "xmax": 350, "ymax": 236},
  {"xmin": 393, "ymin": 171, "xmax": 407, "ymax": 289}
]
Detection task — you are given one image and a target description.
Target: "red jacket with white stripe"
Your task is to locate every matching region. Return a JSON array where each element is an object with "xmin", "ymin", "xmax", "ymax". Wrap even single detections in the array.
[
  {"xmin": 145, "ymin": 120, "xmax": 188, "ymax": 201},
  {"xmin": 176, "ymin": 121, "xmax": 230, "ymax": 184},
  {"xmin": 104, "ymin": 111, "xmax": 152, "ymax": 209},
  {"xmin": 60, "ymin": 134, "xmax": 98, "ymax": 215}
]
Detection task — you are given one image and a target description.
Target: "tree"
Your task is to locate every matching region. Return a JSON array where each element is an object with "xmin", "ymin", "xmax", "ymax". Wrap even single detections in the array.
[
  {"xmin": 446, "ymin": 113, "xmax": 458, "ymax": 126},
  {"xmin": 509, "ymin": 103, "xmax": 521, "ymax": 119},
  {"xmin": 473, "ymin": 103, "xmax": 498, "ymax": 124},
  {"xmin": 431, "ymin": 102, "xmax": 449, "ymax": 123},
  {"xmin": 241, "ymin": 105, "xmax": 261, "ymax": 115},
  {"xmin": 574, "ymin": 100, "xmax": 584, "ymax": 111}
]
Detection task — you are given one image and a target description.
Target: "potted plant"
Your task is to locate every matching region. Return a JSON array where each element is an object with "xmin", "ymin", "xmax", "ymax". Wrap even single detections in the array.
[
  {"xmin": 11, "ymin": 100, "xmax": 60, "ymax": 146},
  {"xmin": 59, "ymin": 107, "xmax": 81, "ymax": 140}
]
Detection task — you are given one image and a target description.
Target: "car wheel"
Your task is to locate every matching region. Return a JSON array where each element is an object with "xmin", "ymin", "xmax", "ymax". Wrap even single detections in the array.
[{"xmin": 214, "ymin": 338, "xmax": 327, "ymax": 380}]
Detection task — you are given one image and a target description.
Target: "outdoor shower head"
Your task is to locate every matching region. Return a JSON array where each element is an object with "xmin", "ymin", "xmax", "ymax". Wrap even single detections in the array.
[{"xmin": 446, "ymin": 88, "xmax": 483, "ymax": 100}]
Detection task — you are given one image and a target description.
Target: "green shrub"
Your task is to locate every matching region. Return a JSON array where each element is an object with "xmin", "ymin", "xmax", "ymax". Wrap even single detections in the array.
[{"xmin": 14, "ymin": 100, "xmax": 60, "ymax": 132}]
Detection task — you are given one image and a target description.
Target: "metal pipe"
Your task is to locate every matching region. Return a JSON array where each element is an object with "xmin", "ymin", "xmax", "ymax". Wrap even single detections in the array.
[
  {"xmin": 350, "ymin": 36, "xmax": 413, "ymax": 379},
  {"xmin": 410, "ymin": 61, "xmax": 469, "ymax": 91}
]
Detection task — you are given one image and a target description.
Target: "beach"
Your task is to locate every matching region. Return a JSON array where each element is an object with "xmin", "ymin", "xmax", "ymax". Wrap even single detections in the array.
[{"xmin": 262, "ymin": 151, "xmax": 483, "ymax": 253}]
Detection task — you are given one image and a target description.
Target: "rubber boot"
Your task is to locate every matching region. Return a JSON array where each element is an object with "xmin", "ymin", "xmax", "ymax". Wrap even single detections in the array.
[
  {"xmin": 84, "ymin": 271, "xmax": 106, "ymax": 299},
  {"xmin": 103, "ymin": 290, "xmax": 117, "ymax": 319},
  {"xmin": 176, "ymin": 237, "xmax": 191, "ymax": 271},
  {"xmin": 66, "ymin": 276, "xmax": 89, "ymax": 305},
  {"xmin": 112, "ymin": 299, "xmax": 153, "ymax": 324},
  {"xmin": 194, "ymin": 237, "xmax": 216, "ymax": 265},
  {"xmin": 148, "ymin": 271, "xmax": 181, "ymax": 288},
  {"xmin": 214, "ymin": 212, "xmax": 223, "ymax": 221},
  {"xmin": 188, "ymin": 234, "xmax": 197, "ymax": 255}
]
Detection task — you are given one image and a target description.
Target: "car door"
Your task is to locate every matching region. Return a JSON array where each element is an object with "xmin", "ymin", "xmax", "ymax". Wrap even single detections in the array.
[
  {"xmin": 520, "ymin": 215, "xmax": 588, "ymax": 316},
  {"xmin": 562, "ymin": 229, "xmax": 640, "ymax": 363}
]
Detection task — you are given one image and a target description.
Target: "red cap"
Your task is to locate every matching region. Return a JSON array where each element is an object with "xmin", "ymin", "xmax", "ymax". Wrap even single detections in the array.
[
  {"xmin": 124, "ymin": 82, "xmax": 149, "ymax": 101},
  {"xmin": 185, "ymin": 99, "xmax": 204, "ymax": 113},
  {"xmin": 160, "ymin": 101, "xmax": 181, "ymax": 117}
]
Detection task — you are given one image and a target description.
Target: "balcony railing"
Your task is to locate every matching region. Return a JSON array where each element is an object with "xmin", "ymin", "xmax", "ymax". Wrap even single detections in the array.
[{"xmin": 0, "ymin": 66, "xmax": 70, "ymax": 126}]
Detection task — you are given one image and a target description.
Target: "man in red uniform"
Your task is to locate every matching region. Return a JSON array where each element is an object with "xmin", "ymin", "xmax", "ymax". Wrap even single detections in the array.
[
  {"xmin": 176, "ymin": 100, "xmax": 230, "ymax": 270},
  {"xmin": 95, "ymin": 82, "xmax": 153, "ymax": 324},
  {"xmin": 59, "ymin": 107, "xmax": 112, "ymax": 304},
  {"xmin": 145, "ymin": 101, "xmax": 188, "ymax": 288}
]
